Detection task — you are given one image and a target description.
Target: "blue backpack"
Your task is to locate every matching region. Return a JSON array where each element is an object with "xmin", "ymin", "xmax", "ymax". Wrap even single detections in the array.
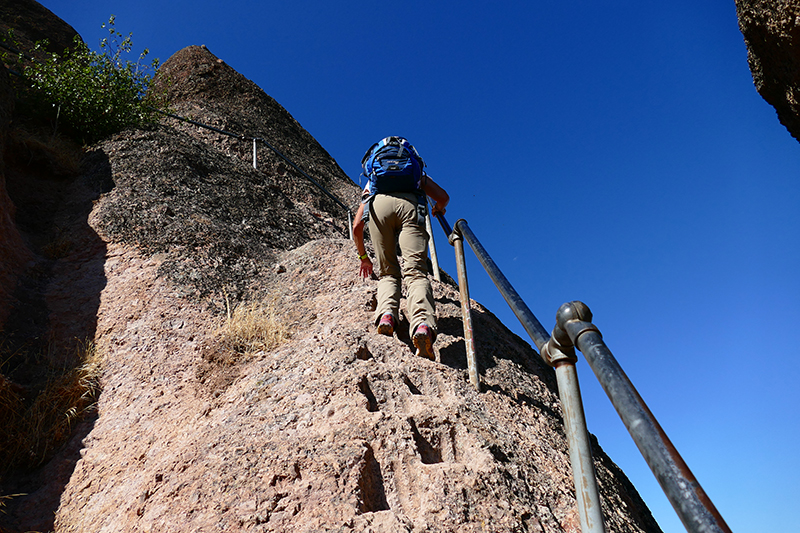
[{"xmin": 361, "ymin": 136, "xmax": 426, "ymax": 195}]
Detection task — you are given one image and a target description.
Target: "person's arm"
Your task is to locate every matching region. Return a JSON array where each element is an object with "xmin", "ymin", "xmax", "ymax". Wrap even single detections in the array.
[
  {"xmin": 352, "ymin": 202, "xmax": 373, "ymax": 279},
  {"xmin": 422, "ymin": 175, "xmax": 449, "ymax": 216}
]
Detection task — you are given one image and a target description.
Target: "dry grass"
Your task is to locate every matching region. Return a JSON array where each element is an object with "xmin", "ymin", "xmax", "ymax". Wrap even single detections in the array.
[
  {"xmin": 0, "ymin": 340, "xmax": 102, "ymax": 474},
  {"xmin": 0, "ymin": 492, "xmax": 24, "ymax": 522},
  {"xmin": 218, "ymin": 296, "xmax": 291, "ymax": 358},
  {"xmin": 0, "ymin": 373, "xmax": 24, "ymax": 467}
]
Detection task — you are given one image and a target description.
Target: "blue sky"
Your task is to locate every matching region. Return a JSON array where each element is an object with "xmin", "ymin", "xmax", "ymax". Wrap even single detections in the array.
[{"xmin": 36, "ymin": 1, "xmax": 799, "ymax": 531}]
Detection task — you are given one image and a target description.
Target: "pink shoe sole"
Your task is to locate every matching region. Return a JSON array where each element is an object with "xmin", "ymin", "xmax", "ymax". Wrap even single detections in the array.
[
  {"xmin": 413, "ymin": 326, "xmax": 434, "ymax": 360},
  {"xmin": 377, "ymin": 315, "xmax": 394, "ymax": 336}
]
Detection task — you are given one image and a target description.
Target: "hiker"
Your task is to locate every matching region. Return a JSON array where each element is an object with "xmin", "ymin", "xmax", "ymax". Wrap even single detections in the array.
[{"xmin": 353, "ymin": 137, "xmax": 449, "ymax": 360}]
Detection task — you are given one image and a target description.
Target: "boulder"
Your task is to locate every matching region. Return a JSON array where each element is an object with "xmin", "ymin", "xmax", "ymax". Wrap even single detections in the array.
[{"xmin": 736, "ymin": 0, "xmax": 800, "ymax": 142}]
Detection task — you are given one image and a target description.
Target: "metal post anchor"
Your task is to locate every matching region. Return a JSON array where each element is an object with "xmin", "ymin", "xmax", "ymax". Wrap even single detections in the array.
[
  {"xmin": 557, "ymin": 301, "xmax": 732, "ymax": 533},
  {"xmin": 449, "ymin": 221, "xmax": 480, "ymax": 391},
  {"xmin": 541, "ymin": 302, "xmax": 607, "ymax": 533},
  {"xmin": 347, "ymin": 209, "xmax": 353, "ymax": 241}
]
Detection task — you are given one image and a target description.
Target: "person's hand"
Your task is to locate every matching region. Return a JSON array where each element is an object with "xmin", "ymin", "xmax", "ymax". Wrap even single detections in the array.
[
  {"xmin": 359, "ymin": 257, "xmax": 374, "ymax": 279},
  {"xmin": 431, "ymin": 202, "xmax": 446, "ymax": 217}
]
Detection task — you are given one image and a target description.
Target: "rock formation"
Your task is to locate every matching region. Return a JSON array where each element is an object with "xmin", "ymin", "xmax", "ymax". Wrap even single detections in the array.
[
  {"xmin": 1, "ymin": 2, "xmax": 662, "ymax": 532},
  {"xmin": 0, "ymin": 0, "xmax": 79, "ymax": 53},
  {"xmin": 0, "ymin": 62, "xmax": 27, "ymax": 326},
  {"xmin": 0, "ymin": 0, "xmax": 80, "ymax": 324},
  {"xmin": 736, "ymin": 0, "xmax": 800, "ymax": 142}
]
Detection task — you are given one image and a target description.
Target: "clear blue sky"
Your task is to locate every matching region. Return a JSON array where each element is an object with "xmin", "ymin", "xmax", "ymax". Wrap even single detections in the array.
[{"xmin": 37, "ymin": 1, "xmax": 799, "ymax": 531}]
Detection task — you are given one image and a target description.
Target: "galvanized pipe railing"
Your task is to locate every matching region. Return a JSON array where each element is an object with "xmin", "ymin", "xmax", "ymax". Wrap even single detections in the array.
[
  {"xmin": 451, "ymin": 223, "xmax": 480, "ymax": 391},
  {"xmin": 541, "ymin": 312, "xmax": 607, "ymax": 533},
  {"xmin": 435, "ymin": 215, "xmax": 732, "ymax": 533},
  {"xmin": 434, "ymin": 215, "xmax": 479, "ymax": 391},
  {"xmin": 436, "ymin": 215, "xmax": 605, "ymax": 532},
  {"xmin": 448, "ymin": 218, "xmax": 550, "ymax": 348},
  {"xmin": 551, "ymin": 301, "xmax": 732, "ymax": 533}
]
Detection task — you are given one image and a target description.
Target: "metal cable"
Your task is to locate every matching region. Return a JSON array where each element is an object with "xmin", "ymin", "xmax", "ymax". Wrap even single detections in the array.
[
  {"xmin": 150, "ymin": 108, "xmax": 352, "ymax": 216},
  {"xmin": 1, "ymin": 37, "xmax": 353, "ymax": 220}
]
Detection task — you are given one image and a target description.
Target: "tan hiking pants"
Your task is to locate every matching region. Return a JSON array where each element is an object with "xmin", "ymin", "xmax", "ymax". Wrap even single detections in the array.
[{"xmin": 368, "ymin": 192, "xmax": 437, "ymax": 339}]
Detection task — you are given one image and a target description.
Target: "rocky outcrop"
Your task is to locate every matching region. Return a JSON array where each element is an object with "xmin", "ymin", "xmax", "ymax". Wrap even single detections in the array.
[
  {"xmin": 46, "ymin": 239, "xmax": 658, "ymax": 533},
  {"xmin": 736, "ymin": 0, "xmax": 800, "ymax": 141},
  {"xmin": 152, "ymin": 44, "xmax": 357, "ymax": 214},
  {"xmin": 0, "ymin": 63, "xmax": 30, "ymax": 327},
  {"xmin": 0, "ymin": 0, "xmax": 80, "ymax": 57},
  {"xmin": 0, "ymin": 7, "xmax": 662, "ymax": 533}
]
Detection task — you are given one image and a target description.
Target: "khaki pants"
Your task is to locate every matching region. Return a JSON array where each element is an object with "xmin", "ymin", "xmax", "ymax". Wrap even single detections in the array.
[{"xmin": 368, "ymin": 192, "xmax": 437, "ymax": 339}]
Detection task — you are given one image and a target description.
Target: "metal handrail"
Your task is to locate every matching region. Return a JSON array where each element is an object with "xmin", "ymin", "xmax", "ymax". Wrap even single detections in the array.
[
  {"xmin": 554, "ymin": 304, "xmax": 732, "ymax": 533},
  {"xmin": 435, "ymin": 214, "xmax": 732, "ymax": 533},
  {"xmin": 437, "ymin": 215, "xmax": 605, "ymax": 532}
]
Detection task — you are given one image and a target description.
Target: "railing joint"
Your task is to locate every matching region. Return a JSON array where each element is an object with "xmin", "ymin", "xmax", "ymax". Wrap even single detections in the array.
[
  {"xmin": 448, "ymin": 227, "xmax": 461, "ymax": 246},
  {"xmin": 541, "ymin": 335, "xmax": 578, "ymax": 367}
]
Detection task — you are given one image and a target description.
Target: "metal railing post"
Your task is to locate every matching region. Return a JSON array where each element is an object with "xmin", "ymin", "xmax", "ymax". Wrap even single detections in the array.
[
  {"xmin": 541, "ymin": 305, "xmax": 607, "ymax": 533},
  {"xmin": 425, "ymin": 207, "xmax": 442, "ymax": 282},
  {"xmin": 555, "ymin": 301, "xmax": 732, "ymax": 533},
  {"xmin": 451, "ymin": 219, "xmax": 550, "ymax": 350},
  {"xmin": 252, "ymin": 138, "xmax": 258, "ymax": 169},
  {"xmin": 449, "ymin": 221, "xmax": 480, "ymax": 391},
  {"xmin": 347, "ymin": 209, "xmax": 353, "ymax": 241},
  {"xmin": 439, "ymin": 217, "xmax": 604, "ymax": 531}
]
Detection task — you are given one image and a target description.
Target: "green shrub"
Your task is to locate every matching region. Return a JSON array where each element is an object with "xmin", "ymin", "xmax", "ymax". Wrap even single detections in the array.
[{"xmin": 7, "ymin": 16, "xmax": 164, "ymax": 144}]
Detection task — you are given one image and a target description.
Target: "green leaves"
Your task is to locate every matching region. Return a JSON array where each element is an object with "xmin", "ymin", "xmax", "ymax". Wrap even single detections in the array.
[{"xmin": 15, "ymin": 16, "xmax": 164, "ymax": 144}]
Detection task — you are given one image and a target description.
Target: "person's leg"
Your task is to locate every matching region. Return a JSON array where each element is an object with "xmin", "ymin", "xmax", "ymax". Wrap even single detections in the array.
[
  {"xmin": 368, "ymin": 196, "xmax": 402, "ymax": 328},
  {"xmin": 395, "ymin": 198, "xmax": 437, "ymax": 341}
]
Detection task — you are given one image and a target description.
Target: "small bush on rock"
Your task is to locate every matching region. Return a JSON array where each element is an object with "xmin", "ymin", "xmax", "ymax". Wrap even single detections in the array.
[{"xmin": 7, "ymin": 16, "xmax": 163, "ymax": 144}]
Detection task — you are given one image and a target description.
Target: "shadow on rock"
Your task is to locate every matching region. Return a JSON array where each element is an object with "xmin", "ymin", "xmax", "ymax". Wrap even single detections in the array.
[{"xmin": 0, "ymin": 147, "xmax": 110, "ymax": 532}]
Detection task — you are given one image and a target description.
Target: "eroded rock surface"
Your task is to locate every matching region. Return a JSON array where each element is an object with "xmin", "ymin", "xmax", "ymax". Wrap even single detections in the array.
[
  {"xmin": 48, "ymin": 238, "xmax": 658, "ymax": 533},
  {"xmin": 736, "ymin": 0, "xmax": 800, "ymax": 141}
]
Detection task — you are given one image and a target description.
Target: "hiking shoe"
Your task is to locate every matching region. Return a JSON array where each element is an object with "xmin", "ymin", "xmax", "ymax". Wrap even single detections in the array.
[
  {"xmin": 413, "ymin": 324, "xmax": 434, "ymax": 360},
  {"xmin": 377, "ymin": 313, "xmax": 395, "ymax": 336}
]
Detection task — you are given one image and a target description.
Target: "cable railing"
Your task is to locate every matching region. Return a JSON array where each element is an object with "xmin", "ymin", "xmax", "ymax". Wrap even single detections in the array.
[
  {"xmin": 434, "ymin": 214, "xmax": 732, "ymax": 533},
  {"xmin": 1, "ymin": 39, "xmax": 357, "ymax": 238},
  {"xmin": 149, "ymin": 107, "xmax": 355, "ymax": 238}
]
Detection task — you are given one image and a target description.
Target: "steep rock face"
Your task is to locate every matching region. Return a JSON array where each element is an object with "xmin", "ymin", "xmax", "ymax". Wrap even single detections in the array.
[
  {"xmin": 84, "ymin": 123, "xmax": 348, "ymax": 301},
  {"xmin": 736, "ymin": 0, "xmax": 800, "ymax": 141},
  {"xmin": 49, "ymin": 239, "xmax": 659, "ymax": 533},
  {"xmin": 0, "ymin": 15, "xmax": 661, "ymax": 533},
  {"xmin": 70, "ymin": 44, "xmax": 361, "ymax": 302},
  {"xmin": 152, "ymin": 45, "xmax": 358, "ymax": 214},
  {"xmin": 0, "ymin": 63, "xmax": 29, "ymax": 326},
  {"xmin": 0, "ymin": 0, "xmax": 81, "ymax": 57}
]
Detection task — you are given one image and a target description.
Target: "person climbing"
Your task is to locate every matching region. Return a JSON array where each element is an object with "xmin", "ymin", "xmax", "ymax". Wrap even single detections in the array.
[{"xmin": 352, "ymin": 136, "xmax": 449, "ymax": 360}]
